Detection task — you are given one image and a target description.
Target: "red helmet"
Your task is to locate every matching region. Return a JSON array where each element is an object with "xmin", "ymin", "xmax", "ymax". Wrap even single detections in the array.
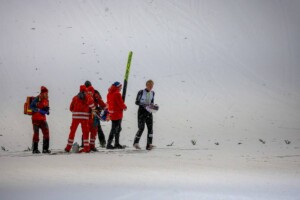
[
  {"xmin": 41, "ymin": 86, "xmax": 48, "ymax": 93},
  {"xmin": 80, "ymin": 85, "xmax": 87, "ymax": 92}
]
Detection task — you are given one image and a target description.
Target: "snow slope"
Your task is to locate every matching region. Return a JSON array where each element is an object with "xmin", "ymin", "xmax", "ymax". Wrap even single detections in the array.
[
  {"xmin": 0, "ymin": 0, "xmax": 300, "ymax": 199},
  {"xmin": 0, "ymin": 148, "xmax": 299, "ymax": 200}
]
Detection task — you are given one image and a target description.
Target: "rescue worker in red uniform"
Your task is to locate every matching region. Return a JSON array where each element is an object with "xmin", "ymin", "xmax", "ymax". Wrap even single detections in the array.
[
  {"xmin": 30, "ymin": 86, "xmax": 50, "ymax": 154},
  {"xmin": 65, "ymin": 85, "xmax": 95, "ymax": 153},
  {"xmin": 106, "ymin": 82, "xmax": 127, "ymax": 149},
  {"xmin": 81, "ymin": 81, "xmax": 107, "ymax": 148},
  {"xmin": 87, "ymin": 86, "xmax": 99, "ymax": 151}
]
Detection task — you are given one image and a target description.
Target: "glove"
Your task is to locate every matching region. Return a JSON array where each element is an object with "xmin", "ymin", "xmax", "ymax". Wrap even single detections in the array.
[
  {"xmin": 100, "ymin": 109, "xmax": 108, "ymax": 121},
  {"xmin": 41, "ymin": 107, "xmax": 50, "ymax": 115},
  {"xmin": 39, "ymin": 109, "xmax": 48, "ymax": 115},
  {"xmin": 43, "ymin": 106, "xmax": 50, "ymax": 112}
]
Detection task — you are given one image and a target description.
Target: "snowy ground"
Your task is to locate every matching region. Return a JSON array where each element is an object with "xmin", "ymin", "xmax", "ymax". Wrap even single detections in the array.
[
  {"xmin": 1, "ymin": 0, "xmax": 300, "ymax": 199},
  {"xmin": 1, "ymin": 144, "xmax": 300, "ymax": 200}
]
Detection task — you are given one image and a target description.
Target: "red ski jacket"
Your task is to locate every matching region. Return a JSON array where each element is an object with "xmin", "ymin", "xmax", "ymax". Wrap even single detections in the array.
[
  {"xmin": 107, "ymin": 86, "xmax": 127, "ymax": 120},
  {"xmin": 70, "ymin": 93, "xmax": 95, "ymax": 120},
  {"xmin": 31, "ymin": 95, "xmax": 49, "ymax": 121}
]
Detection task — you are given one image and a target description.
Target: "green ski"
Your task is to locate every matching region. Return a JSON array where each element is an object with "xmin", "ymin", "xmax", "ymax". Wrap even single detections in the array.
[{"xmin": 122, "ymin": 51, "xmax": 133, "ymax": 102}]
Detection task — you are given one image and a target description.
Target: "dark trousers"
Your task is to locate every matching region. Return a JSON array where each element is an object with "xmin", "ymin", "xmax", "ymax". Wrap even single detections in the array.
[
  {"xmin": 133, "ymin": 108, "xmax": 153, "ymax": 145},
  {"xmin": 97, "ymin": 122, "xmax": 106, "ymax": 145},
  {"xmin": 32, "ymin": 120, "xmax": 50, "ymax": 150},
  {"xmin": 107, "ymin": 119, "xmax": 122, "ymax": 146}
]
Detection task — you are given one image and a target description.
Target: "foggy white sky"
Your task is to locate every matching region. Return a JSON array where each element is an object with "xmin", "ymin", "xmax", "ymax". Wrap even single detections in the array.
[{"xmin": 0, "ymin": 0, "xmax": 299, "ymax": 150}]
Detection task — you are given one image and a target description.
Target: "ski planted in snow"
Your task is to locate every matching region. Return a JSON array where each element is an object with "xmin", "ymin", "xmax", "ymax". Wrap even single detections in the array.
[{"xmin": 122, "ymin": 51, "xmax": 133, "ymax": 102}]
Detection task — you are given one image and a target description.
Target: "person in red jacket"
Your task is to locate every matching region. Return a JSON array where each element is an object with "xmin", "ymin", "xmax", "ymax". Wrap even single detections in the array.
[
  {"xmin": 86, "ymin": 86, "xmax": 99, "ymax": 151},
  {"xmin": 81, "ymin": 81, "xmax": 108, "ymax": 149},
  {"xmin": 106, "ymin": 82, "xmax": 127, "ymax": 149},
  {"xmin": 30, "ymin": 86, "xmax": 50, "ymax": 154},
  {"xmin": 65, "ymin": 85, "xmax": 95, "ymax": 153}
]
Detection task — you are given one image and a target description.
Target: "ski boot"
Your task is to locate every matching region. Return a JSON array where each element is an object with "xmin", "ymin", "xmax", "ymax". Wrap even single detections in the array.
[
  {"xmin": 42, "ymin": 149, "xmax": 51, "ymax": 154},
  {"xmin": 79, "ymin": 146, "xmax": 90, "ymax": 153},
  {"xmin": 133, "ymin": 143, "xmax": 141, "ymax": 150},
  {"xmin": 32, "ymin": 149, "xmax": 41, "ymax": 154},
  {"xmin": 146, "ymin": 144, "xmax": 154, "ymax": 150},
  {"xmin": 90, "ymin": 147, "xmax": 98, "ymax": 152},
  {"xmin": 32, "ymin": 142, "xmax": 40, "ymax": 154},
  {"xmin": 114, "ymin": 144, "xmax": 125, "ymax": 149},
  {"xmin": 106, "ymin": 144, "xmax": 115, "ymax": 149},
  {"xmin": 100, "ymin": 141, "xmax": 106, "ymax": 148},
  {"xmin": 42, "ymin": 139, "xmax": 51, "ymax": 153},
  {"xmin": 90, "ymin": 144, "xmax": 98, "ymax": 152},
  {"xmin": 65, "ymin": 144, "xmax": 72, "ymax": 153}
]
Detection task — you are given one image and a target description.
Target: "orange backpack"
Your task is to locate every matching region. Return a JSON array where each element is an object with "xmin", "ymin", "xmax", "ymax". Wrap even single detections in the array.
[{"xmin": 24, "ymin": 96, "xmax": 35, "ymax": 115}]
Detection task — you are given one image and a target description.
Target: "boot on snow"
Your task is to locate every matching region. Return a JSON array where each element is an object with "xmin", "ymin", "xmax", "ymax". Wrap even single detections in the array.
[
  {"xmin": 42, "ymin": 139, "xmax": 51, "ymax": 153},
  {"xmin": 146, "ymin": 144, "xmax": 154, "ymax": 150},
  {"xmin": 114, "ymin": 144, "xmax": 125, "ymax": 149},
  {"xmin": 32, "ymin": 142, "xmax": 40, "ymax": 154},
  {"xmin": 106, "ymin": 144, "xmax": 115, "ymax": 149},
  {"xmin": 133, "ymin": 143, "xmax": 141, "ymax": 150}
]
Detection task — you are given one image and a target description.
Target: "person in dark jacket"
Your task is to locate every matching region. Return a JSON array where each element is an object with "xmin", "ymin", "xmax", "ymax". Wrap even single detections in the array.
[
  {"xmin": 87, "ymin": 86, "xmax": 107, "ymax": 151},
  {"xmin": 30, "ymin": 86, "xmax": 51, "ymax": 154},
  {"xmin": 133, "ymin": 80, "xmax": 155, "ymax": 150},
  {"xmin": 94, "ymin": 90, "xmax": 107, "ymax": 148}
]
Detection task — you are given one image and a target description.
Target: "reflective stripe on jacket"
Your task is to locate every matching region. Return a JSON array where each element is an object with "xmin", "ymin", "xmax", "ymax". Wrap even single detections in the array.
[{"xmin": 70, "ymin": 94, "xmax": 95, "ymax": 120}]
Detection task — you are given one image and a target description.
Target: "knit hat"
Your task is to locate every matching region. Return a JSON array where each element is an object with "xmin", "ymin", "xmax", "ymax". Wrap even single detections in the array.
[
  {"xmin": 87, "ymin": 86, "xmax": 95, "ymax": 94},
  {"xmin": 113, "ymin": 81, "xmax": 122, "ymax": 88},
  {"xmin": 41, "ymin": 86, "xmax": 48, "ymax": 93},
  {"xmin": 84, "ymin": 80, "xmax": 92, "ymax": 87},
  {"xmin": 80, "ymin": 85, "xmax": 87, "ymax": 92}
]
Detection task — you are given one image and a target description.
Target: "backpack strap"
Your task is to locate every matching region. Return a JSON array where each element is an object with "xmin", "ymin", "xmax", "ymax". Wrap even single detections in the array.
[
  {"xmin": 29, "ymin": 96, "xmax": 40, "ymax": 112},
  {"xmin": 135, "ymin": 90, "xmax": 144, "ymax": 106}
]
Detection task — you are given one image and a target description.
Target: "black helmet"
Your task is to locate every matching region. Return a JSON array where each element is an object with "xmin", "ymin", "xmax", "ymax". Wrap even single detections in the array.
[{"xmin": 84, "ymin": 80, "xmax": 92, "ymax": 87}]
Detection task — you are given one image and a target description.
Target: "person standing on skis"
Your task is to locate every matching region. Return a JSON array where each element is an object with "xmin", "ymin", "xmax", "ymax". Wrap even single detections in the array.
[
  {"xmin": 133, "ymin": 80, "xmax": 155, "ymax": 150},
  {"xmin": 106, "ymin": 81, "xmax": 127, "ymax": 149},
  {"xmin": 30, "ymin": 86, "xmax": 51, "ymax": 154},
  {"xmin": 65, "ymin": 85, "xmax": 95, "ymax": 153}
]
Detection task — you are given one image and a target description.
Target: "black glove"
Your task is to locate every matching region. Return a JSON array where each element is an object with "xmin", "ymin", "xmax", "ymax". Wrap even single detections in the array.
[
  {"xmin": 96, "ymin": 106, "xmax": 102, "ymax": 112},
  {"xmin": 42, "ymin": 106, "xmax": 49, "ymax": 111}
]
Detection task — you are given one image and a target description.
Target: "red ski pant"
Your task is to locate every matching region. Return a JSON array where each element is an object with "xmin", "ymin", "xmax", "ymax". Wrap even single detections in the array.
[
  {"xmin": 32, "ymin": 120, "xmax": 50, "ymax": 143},
  {"xmin": 89, "ymin": 119, "xmax": 98, "ymax": 149},
  {"xmin": 66, "ymin": 119, "xmax": 89, "ymax": 151}
]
